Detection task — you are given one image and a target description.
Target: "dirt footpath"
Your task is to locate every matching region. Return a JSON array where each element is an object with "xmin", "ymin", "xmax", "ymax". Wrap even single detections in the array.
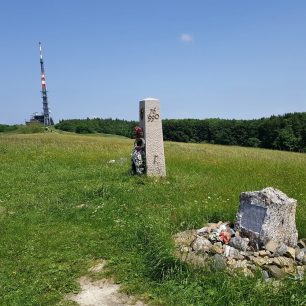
[{"xmin": 66, "ymin": 261, "xmax": 146, "ymax": 306}]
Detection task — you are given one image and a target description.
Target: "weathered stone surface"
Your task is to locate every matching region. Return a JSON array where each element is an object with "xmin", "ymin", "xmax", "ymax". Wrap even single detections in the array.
[
  {"xmin": 296, "ymin": 266, "xmax": 305, "ymax": 280},
  {"xmin": 227, "ymin": 258, "xmax": 237, "ymax": 267},
  {"xmin": 211, "ymin": 254, "xmax": 227, "ymax": 271},
  {"xmin": 283, "ymin": 265, "xmax": 296, "ymax": 275},
  {"xmin": 227, "ymin": 258, "xmax": 253, "ymax": 276},
  {"xmin": 180, "ymin": 246, "xmax": 192, "ymax": 253},
  {"xmin": 229, "ymin": 236, "xmax": 248, "ymax": 251},
  {"xmin": 224, "ymin": 245, "xmax": 243, "ymax": 259},
  {"xmin": 235, "ymin": 187, "xmax": 298, "ymax": 248},
  {"xmin": 228, "ymin": 259, "xmax": 249, "ymax": 270},
  {"xmin": 258, "ymin": 250, "xmax": 270, "ymax": 257},
  {"xmin": 208, "ymin": 231, "xmax": 220, "ymax": 242},
  {"xmin": 261, "ymin": 270, "xmax": 270, "ymax": 281},
  {"xmin": 296, "ymin": 248, "xmax": 306, "ymax": 262},
  {"xmin": 272, "ymin": 256, "xmax": 295, "ymax": 268},
  {"xmin": 173, "ymin": 230, "xmax": 196, "ymax": 247},
  {"xmin": 298, "ymin": 239, "xmax": 306, "ymax": 249},
  {"xmin": 197, "ymin": 226, "xmax": 211, "ymax": 235},
  {"xmin": 265, "ymin": 240, "xmax": 279, "ymax": 253},
  {"xmin": 139, "ymin": 98, "xmax": 166, "ymax": 177},
  {"xmin": 191, "ymin": 237, "xmax": 212, "ymax": 253},
  {"xmin": 210, "ymin": 244, "xmax": 224, "ymax": 254},
  {"xmin": 264, "ymin": 265, "xmax": 285, "ymax": 279},
  {"xmin": 274, "ymin": 243, "xmax": 288, "ymax": 256},
  {"xmin": 214, "ymin": 242, "xmax": 223, "ymax": 248},
  {"xmin": 251, "ymin": 256, "xmax": 269, "ymax": 267},
  {"xmin": 285, "ymin": 247, "xmax": 296, "ymax": 259},
  {"xmin": 295, "ymin": 247, "xmax": 301, "ymax": 258}
]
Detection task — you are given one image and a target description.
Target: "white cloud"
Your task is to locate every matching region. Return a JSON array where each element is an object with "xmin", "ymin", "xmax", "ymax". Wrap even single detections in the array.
[{"xmin": 180, "ymin": 33, "xmax": 193, "ymax": 42}]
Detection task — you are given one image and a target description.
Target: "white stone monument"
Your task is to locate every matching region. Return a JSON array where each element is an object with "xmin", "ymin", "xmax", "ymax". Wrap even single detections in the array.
[{"xmin": 139, "ymin": 98, "xmax": 166, "ymax": 177}]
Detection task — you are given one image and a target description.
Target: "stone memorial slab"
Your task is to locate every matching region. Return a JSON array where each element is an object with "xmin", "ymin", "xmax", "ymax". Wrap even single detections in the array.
[
  {"xmin": 139, "ymin": 98, "xmax": 166, "ymax": 177},
  {"xmin": 235, "ymin": 187, "xmax": 298, "ymax": 248},
  {"xmin": 240, "ymin": 202, "xmax": 267, "ymax": 233}
]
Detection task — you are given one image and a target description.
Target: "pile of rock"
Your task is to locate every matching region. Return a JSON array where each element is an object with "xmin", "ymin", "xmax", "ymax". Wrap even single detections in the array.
[
  {"xmin": 173, "ymin": 187, "xmax": 305, "ymax": 280},
  {"xmin": 174, "ymin": 222, "xmax": 306, "ymax": 280}
]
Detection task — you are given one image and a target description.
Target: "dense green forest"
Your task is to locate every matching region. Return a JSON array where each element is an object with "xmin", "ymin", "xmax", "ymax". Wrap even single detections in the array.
[
  {"xmin": 0, "ymin": 124, "xmax": 18, "ymax": 133},
  {"xmin": 54, "ymin": 112, "xmax": 306, "ymax": 152},
  {"xmin": 2, "ymin": 113, "xmax": 305, "ymax": 152},
  {"xmin": 55, "ymin": 118, "xmax": 137, "ymax": 138}
]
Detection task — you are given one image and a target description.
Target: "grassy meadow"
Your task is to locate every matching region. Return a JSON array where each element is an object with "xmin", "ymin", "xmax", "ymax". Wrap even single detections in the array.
[{"xmin": 0, "ymin": 132, "xmax": 305, "ymax": 305}]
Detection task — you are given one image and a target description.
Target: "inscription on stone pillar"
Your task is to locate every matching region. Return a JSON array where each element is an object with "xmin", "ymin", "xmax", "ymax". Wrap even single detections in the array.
[{"xmin": 139, "ymin": 98, "xmax": 166, "ymax": 177}]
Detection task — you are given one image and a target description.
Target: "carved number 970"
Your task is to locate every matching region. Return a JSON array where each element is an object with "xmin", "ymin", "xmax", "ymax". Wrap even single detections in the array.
[{"xmin": 147, "ymin": 108, "xmax": 160, "ymax": 122}]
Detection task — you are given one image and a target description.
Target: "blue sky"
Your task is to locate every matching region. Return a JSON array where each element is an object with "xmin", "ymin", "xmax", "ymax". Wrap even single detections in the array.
[{"xmin": 0, "ymin": 0, "xmax": 305, "ymax": 124}]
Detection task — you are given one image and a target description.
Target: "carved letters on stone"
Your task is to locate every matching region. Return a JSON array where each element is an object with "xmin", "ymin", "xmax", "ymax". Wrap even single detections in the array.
[{"xmin": 147, "ymin": 107, "xmax": 160, "ymax": 122}]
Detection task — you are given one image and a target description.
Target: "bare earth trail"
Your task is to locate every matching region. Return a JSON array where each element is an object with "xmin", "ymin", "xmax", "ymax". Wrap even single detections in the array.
[{"xmin": 65, "ymin": 261, "xmax": 146, "ymax": 306}]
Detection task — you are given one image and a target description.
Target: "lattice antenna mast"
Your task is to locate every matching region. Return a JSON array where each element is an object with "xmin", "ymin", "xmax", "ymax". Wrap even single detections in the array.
[{"xmin": 39, "ymin": 42, "xmax": 50, "ymax": 126}]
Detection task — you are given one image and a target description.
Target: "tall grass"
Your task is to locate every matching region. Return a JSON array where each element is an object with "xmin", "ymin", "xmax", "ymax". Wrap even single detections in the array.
[{"xmin": 0, "ymin": 133, "xmax": 305, "ymax": 305}]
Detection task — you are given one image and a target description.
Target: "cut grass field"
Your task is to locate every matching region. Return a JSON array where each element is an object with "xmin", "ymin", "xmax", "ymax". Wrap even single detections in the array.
[{"xmin": 0, "ymin": 132, "xmax": 305, "ymax": 305}]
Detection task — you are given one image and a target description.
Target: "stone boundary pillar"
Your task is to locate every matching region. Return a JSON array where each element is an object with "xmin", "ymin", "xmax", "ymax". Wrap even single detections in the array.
[{"xmin": 139, "ymin": 98, "xmax": 166, "ymax": 177}]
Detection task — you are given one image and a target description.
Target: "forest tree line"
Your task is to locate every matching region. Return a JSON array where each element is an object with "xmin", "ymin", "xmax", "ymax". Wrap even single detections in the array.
[
  {"xmin": 0, "ymin": 124, "xmax": 18, "ymax": 133},
  {"xmin": 54, "ymin": 112, "xmax": 306, "ymax": 152}
]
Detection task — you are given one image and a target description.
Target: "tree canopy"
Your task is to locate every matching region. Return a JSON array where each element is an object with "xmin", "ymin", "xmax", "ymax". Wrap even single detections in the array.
[{"xmin": 54, "ymin": 112, "xmax": 306, "ymax": 153}]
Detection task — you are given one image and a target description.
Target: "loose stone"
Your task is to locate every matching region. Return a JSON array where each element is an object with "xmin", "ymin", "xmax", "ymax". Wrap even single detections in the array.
[
  {"xmin": 229, "ymin": 236, "xmax": 248, "ymax": 251},
  {"xmin": 283, "ymin": 265, "xmax": 296, "ymax": 275},
  {"xmin": 265, "ymin": 240, "xmax": 279, "ymax": 253},
  {"xmin": 192, "ymin": 237, "xmax": 212, "ymax": 253},
  {"xmin": 264, "ymin": 265, "xmax": 285, "ymax": 279},
  {"xmin": 197, "ymin": 226, "xmax": 211, "ymax": 235},
  {"xmin": 251, "ymin": 256, "xmax": 268, "ymax": 267},
  {"xmin": 296, "ymin": 266, "xmax": 305, "ymax": 280},
  {"xmin": 285, "ymin": 247, "xmax": 296, "ymax": 259},
  {"xmin": 274, "ymin": 243, "xmax": 288, "ymax": 257},
  {"xmin": 272, "ymin": 256, "xmax": 295, "ymax": 268},
  {"xmin": 210, "ymin": 244, "xmax": 224, "ymax": 254},
  {"xmin": 258, "ymin": 250, "xmax": 270, "ymax": 257},
  {"xmin": 297, "ymin": 239, "xmax": 306, "ymax": 249},
  {"xmin": 261, "ymin": 270, "xmax": 270, "ymax": 281},
  {"xmin": 180, "ymin": 246, "xmax": 192, "ymax": 254}
]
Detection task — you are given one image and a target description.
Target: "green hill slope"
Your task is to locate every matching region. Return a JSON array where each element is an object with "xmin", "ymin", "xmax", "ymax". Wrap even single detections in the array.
[{"xmin": 0, "ymin": 133, "xmax": 305, "ymax": 305}]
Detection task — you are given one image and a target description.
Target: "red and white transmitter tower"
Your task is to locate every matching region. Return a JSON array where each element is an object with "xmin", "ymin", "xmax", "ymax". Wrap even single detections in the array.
[{"xmin": 39, "ymin": 42, "xmax": 52, "ymax": 126}]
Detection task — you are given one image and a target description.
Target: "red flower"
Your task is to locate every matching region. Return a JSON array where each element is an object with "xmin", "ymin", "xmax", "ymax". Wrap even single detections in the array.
[
  {"xmin": 219, "ymin": 231, "xmax": 231, "ymax": 244},
  {"xmin": 134, "ymin": 126, "xmax": 143, "ymax": 137}
]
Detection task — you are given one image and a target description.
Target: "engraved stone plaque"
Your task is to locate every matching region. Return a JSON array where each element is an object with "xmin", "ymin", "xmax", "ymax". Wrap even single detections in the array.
[{"xmin": 240, "ymin": 203, "xmax": 267, "ymax": 233}]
